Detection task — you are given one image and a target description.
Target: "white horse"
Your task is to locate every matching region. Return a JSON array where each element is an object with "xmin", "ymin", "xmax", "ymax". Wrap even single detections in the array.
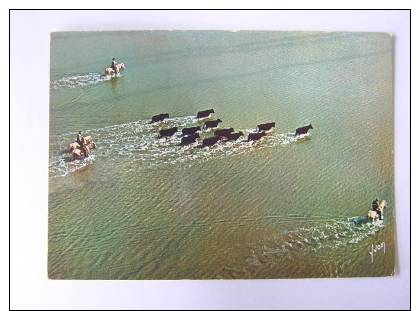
[
  {"xmin": 367, "ymin": 200, "xmax": 387, "ymax": 221},
  {"xmin": 105, "ymin": 62, "xmax": 125, "ymax": 77},
  {"xmin": 68, "ymin": 136, "xmax": 95, "ymax": 152}
]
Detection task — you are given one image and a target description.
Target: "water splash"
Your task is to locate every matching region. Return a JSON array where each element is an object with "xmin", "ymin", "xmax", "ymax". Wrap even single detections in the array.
[
  {"xmin": 50, "ymin": 72, "xmax": 115, "ymax": 89},
  {"xmin": 49, "ymin": 116, "xmax": 309, "ymax": 177},
  {"xmin": 245, "ymin": 216, "xmax": 385, "ymax": 268},
  {"xmin": 49, "ymin": 154, "xmax": 96, "ymax": 177}
]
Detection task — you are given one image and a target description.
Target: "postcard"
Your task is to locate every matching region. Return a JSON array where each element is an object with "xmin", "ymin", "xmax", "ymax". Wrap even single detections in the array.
[{"xmin": 48, "ymin": 31, "xmax": 394, "ymax": 279}]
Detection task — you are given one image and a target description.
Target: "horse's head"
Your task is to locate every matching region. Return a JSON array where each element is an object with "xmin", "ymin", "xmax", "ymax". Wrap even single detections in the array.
[{"xmin": 378, "ymin": 200, "xmax": 387, "ymax": 212}]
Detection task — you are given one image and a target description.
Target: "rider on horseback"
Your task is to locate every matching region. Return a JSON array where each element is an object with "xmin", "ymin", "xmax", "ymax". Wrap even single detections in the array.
[
  {"xmin": 76, "ymin": 131, "xmax": 90, "ymax": 157},
  {"xmin": 111, "ymin": 58, "xmax": 118, "ymax": 73},
  {"xmin": 76, "ymin": 131, "xmax": 83, "ymax": 145},
  {"xmin": 371, "ymin": 198, "xmax": 381, "ymax": 219}
]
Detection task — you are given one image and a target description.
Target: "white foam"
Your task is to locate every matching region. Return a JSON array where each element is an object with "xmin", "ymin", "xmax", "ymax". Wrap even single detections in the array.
[{"xmin": 51, "ymin": 72, "xmax": 112, "ymax": 89}]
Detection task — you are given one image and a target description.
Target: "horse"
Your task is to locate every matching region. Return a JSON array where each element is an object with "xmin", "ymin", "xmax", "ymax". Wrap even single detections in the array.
[
  {"xmin": 68, "ymin": 142, "xmax": 80, "ymax": 152},
  {"xmin": 367, "ymin": 200, "xmax": 387, "ymax": 221},
  {"xmin": 67, "ymin": 135, "xmax": 95, "ymax": 152},
  {"xmin": 67, "ymin": 135, "xmax": 96, "ymax": 161},
  {"xmin": 70, "ymin": 144, "xmax": 93, "ymax": 160},
  {"xmin": 105, "ymin": 62, "xmax": 125, "ymax": 76},
  {"xmin": 71, "ymin": 148, "xmax": 86, "ymax": 161}
]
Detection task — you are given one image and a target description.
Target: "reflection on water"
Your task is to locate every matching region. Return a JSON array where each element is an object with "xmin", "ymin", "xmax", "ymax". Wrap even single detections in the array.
[
  {"xmin": 107, "ymin": 75, "xmax": 123, "ymax": 93},
  {"xmin": 49, "ymin": 31, "xmax": 394, "ymax": 279}
]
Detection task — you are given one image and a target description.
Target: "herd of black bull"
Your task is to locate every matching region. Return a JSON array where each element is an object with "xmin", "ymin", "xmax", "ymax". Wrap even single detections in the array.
[{"xmin": 150, "ymin": 109, "xmax": 313, "ymax": 147}]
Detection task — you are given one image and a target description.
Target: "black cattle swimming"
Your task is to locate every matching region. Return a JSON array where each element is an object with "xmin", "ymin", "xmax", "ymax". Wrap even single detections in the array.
[
  {"xmin": 257, "ymin": 122, "xmax": 275, "ymax": 132},
  {"xmin": 295, "ymin": 124, "xmax": 313, "ymax": 136},
  {"xmin": 203, "ymin": 119, "xmax": 222, "ymax": 129},
  {"xmin": 201, "ymin": 136, "xmax": 220, "ymax": 147},
  {"xmin": 158, "ymin": 127, "xmax": 178, "ymax": 138},
  {"xmin": 247, "ymin": 131, "xmax": 266, "ymax": 142},
  {"xmin": 150, "ymin": 113, "xmax": 170, "ymax": 123},
  {"xmin": 182, "ymin": 126, "xmax": 201, "ymax": 136},
  {"xmin": 180, "ymin": 133, "xmax": 199, "ymax": 145},
  {"xmin": 196, "ymin": 109, "xmax": 215, "ymax": 119},
  {"xmin": 214, "ymin": 128, "xmax": 234, "ymax": 137},
  {"xmin": 225, "ymin": 131, "xmax": 244, "ymax": 141}
]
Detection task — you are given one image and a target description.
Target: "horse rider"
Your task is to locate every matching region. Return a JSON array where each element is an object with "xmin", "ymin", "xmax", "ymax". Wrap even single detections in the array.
[
  {"xmin": 76, "ymin": 131, "xmax": 90, "ymax": 157},
  {"xmin": 371, "ymin": 198, "xmax": 381, "ymax": 218},
  {"xmin": 76, "ymin": 131, "xmax": 83, "ymax": 145},
  {"xmin": 111, "ymin": 58, "xmax": 118, "ymax": 73}
]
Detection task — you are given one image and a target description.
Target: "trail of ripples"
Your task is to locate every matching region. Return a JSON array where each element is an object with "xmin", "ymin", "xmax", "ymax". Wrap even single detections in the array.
[
  {"xmin": 50, "ymin": 72, "xmax": 119, "ymax": 89},
  {"xmin": 245, "ymin": 216, "xmax": 385, "ymax": 267}
]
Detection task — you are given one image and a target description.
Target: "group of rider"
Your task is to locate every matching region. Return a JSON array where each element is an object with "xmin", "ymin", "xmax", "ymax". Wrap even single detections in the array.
[{"xmin": 73, "ymin": 59, "xmax": 119, "ymax": 158}]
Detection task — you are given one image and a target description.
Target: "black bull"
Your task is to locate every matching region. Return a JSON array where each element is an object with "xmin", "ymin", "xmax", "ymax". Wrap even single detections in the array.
[
  {"xmin": 295, "ymin": 124, "xmax": 313, "ymax": 136},
  {"xmin": 150, "ymin": 113, "xmax": 170, "ymax": 123},
  {"xmin": 196, "ymin": 109, "xmax": 215, "ymax": 119},
  {"xmin": 159, "ymin": 127, "xmax": 178, "ymax": 138}
]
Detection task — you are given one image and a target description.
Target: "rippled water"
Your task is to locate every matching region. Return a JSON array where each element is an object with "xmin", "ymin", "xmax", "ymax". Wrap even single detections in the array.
[{"xmin": 49, "ymin": 31, "xmax": 394, "ymax": 279}]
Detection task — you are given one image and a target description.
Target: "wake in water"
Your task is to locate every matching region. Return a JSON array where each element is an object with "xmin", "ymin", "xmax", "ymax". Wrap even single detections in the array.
[
  {"xmin": 49, "ymin": 154, "xmax": 96, "ymax": 177},
  {"xmin": 245, "ymin": 215, "xmax": 385, "ymax": 266},
  {"xmin": 49, "ymin": 116, "xmax": 309, "ymax": 177},
  {"xmin": 50, "ymin": 72, "xmax": 117, "ymax": 89}
]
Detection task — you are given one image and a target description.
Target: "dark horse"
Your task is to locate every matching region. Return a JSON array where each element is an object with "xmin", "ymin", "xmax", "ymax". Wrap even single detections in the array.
[{"xmin": 295, "ymin": 124, "xmax": 313, "ymax": 136}]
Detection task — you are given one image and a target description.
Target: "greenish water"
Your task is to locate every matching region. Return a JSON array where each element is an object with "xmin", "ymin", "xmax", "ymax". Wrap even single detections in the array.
[{"xmin": 48, "ymin": 31, "xmax": 394, "ymax": 279}]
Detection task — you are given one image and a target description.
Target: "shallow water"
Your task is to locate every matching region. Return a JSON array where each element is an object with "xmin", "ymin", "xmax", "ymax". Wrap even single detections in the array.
[{"xmin": 49, "ymin": 31, "xmax": 394, "ymax": 279}]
